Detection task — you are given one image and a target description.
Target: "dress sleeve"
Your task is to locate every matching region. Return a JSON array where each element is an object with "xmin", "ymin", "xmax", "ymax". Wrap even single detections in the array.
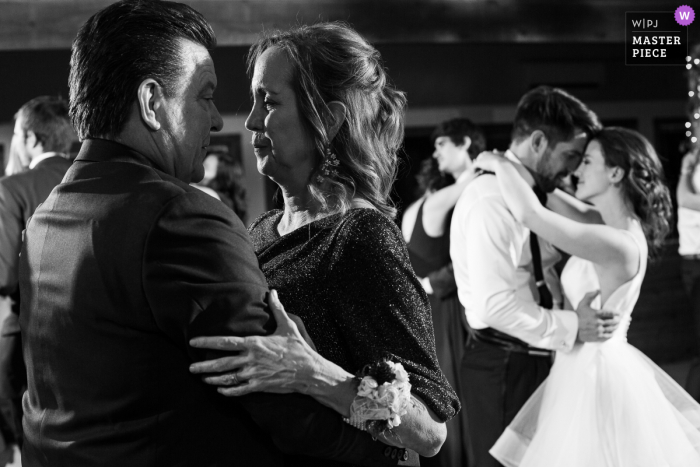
[
  {"xmin": 331, "ymin": 211, "xmax": 460, "ymax": 422},
  {"xmin": 144, "ymin": 198, "xmax": 415, "ymax": 465}
]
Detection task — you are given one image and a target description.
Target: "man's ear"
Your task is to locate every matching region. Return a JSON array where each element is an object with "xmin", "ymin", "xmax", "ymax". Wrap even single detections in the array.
[
  {"xmin": 327, "ymin": 101, "xmax": 347, "ymax": 141},
  {"xmin": 137, "ymin": 78, "xmax": 162, "ymax": 131},
  {"xmin": 461, "ymin": 136, "xmax": 472, "ymax": 152},
  {"xmin": 25, "ymin": 130, "xmax": 39, "ymax": 149},
  {"xmin": 530, "ymin": 130, "xmax": 549, "ymax": 158}
]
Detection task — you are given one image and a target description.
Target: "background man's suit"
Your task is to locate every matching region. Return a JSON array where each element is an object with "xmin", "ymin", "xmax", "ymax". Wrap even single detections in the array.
[
  {"xmin": 20, "ymin": 139, "xmax": 414, "ymax": 467},
  {"xmin": 0, "ymin": 154, "xmax": 72, "ymax": 449}
]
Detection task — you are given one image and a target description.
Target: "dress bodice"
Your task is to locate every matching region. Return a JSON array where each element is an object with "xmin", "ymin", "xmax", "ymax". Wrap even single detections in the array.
[
  {"xmin": 406, "ymin": 199, "xmax": 453, "ymax": 277},
  {"xmin": 560, "ymin": 229, "xmax": 647, "ymax": 342},
  {"xmin": 248, "ymin": 208, "xmax": 459, "ymax": 424}
]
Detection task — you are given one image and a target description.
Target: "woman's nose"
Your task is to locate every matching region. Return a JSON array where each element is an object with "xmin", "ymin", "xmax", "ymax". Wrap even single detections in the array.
[{"xmin": 245, "ymin": 104, "xmax": 263, "ymax": 133}]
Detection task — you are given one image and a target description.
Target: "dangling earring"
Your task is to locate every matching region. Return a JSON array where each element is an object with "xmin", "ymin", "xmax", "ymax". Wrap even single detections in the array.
[{"xmin": 317, "ymin": 145, "xmax": 340, "ymax": 183}]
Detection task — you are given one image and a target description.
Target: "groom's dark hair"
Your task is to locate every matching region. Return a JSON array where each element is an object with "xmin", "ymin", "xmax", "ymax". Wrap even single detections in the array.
[
  {"xmin": 69, "ymin": 0, "xmax": 216, "ymax": 141},
  {"xmin": 511, "ymin": 86, "xmax": 601, "ymax": 146}
]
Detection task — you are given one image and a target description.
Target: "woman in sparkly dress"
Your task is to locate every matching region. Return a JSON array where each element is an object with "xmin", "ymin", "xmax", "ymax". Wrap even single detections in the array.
[{"xmin": 190, "ymin": 22, "xmax": 459, "ymax": 464}]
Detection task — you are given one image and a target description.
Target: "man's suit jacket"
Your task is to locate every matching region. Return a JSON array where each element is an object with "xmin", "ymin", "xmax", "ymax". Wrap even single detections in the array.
[
  {"xmin": 19, "ymin": 139, "xmax": 414, "ymax": 467},
  {"xmin": 0, "ymin": 154, "xmax": 73, "ymax": 301},
  {"xmin": 0, "ymin": 154, "xmax": 72, "ymax": 445}
]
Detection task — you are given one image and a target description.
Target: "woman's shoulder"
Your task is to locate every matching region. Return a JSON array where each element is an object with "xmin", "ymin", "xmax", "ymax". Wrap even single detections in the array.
[
  {"xmin": 248, "ymin": 210, "xmax": 283, "ymax": 245},
  {"xmin": 334, "ymin": 208, "xmax": 403, "ymax": 249},
  {"xmin": 248, "ymin": 209, "xmax": 282, "ymax": 231}
]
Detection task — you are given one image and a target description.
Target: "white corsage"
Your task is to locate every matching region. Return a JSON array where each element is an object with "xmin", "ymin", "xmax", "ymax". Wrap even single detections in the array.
[{"xmin": 343, "ymin": 360, "xmax": 412, "ymax": 436}]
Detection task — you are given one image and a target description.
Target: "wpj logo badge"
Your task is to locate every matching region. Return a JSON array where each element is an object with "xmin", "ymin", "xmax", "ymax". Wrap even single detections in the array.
[{"xmin": 625, "ymin": 6, "xmax": 692, "ymax": 65}]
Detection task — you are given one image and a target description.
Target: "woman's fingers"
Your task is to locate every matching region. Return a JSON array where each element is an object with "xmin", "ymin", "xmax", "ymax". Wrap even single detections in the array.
[
  {"xmin": 203, "ymin": 371, "xmax": 246, "ymax": 386},
  {"xmin": 189, "ymin": 355, "xmax": 246, "ymax": 374},
  {"xmin": 189, "ymin": 335, "xmax": 246, "ymax": 351}
]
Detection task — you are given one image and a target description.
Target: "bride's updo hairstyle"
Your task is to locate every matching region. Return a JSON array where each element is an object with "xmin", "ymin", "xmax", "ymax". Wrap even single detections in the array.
[
  {"xmin": 247, "ymin": 22, "xmax": 407, "ymax": 218},
  {"xmin": 594, "ymin": 127, "xmax": 672, "ymax": 259}
]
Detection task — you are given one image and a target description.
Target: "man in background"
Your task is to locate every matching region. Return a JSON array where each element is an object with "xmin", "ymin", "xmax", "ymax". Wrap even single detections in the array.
[{"xmin": 0, "ymin": 96, "xmax": 74, "ymax": 462}]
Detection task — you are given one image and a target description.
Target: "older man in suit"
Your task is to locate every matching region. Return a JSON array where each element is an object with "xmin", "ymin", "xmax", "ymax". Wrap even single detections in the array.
[
  {"xmin": 19, "ymin": 1, "xmax": 416, "ymax": 466},
  {"xmin": 0, "ymin": 96, "xmax": 74, "ymax": 461}
]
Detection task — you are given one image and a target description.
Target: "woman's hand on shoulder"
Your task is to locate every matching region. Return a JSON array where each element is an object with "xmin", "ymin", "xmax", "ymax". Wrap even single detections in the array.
[{"xmin": 473, "ymin": 150, "xmax": 508, "ymax": 173}]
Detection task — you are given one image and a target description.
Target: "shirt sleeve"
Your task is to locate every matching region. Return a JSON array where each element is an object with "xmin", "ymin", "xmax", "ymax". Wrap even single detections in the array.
[
  {"xmin": 464, "ymin": 197, "xmax": 578, "ymax": 352},
  {"xmin": 333, "ymin": 212, "xmax": 460, "ymax": 422}
]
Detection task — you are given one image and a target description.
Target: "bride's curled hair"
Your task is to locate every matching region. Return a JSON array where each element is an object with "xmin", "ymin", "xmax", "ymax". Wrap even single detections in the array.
[
  {"xmin": 595, "ymin": 127, "xmax": 673, "ymax": 260},
  {"xmin": 247, "ymin": 22, "xmax": 406, "ymax": 218}
]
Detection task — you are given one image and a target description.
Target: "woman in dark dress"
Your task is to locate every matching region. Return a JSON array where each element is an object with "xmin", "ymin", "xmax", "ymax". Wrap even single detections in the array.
[
  {"xmin": 401, "ymin": 119, "xmax": 485, "ymax": 467},
  {"xmin": 190, "ymin": 22, "xmax": 459, "ymax": 465}
]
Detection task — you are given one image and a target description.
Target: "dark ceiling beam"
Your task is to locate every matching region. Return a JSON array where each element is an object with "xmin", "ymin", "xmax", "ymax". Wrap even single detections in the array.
[{"xmin": 0, "ymin": 0, "xmax": 692, "ymax": 50}]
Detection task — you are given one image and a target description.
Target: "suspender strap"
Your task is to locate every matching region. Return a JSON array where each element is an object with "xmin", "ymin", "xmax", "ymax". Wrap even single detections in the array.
[
  {"xmin": 530, "ymin": 185, "xmax": 553, "ymax": 309},
  {"xmin": 472, "ymin": 171, "xmax": 554, "ymax": 309}
]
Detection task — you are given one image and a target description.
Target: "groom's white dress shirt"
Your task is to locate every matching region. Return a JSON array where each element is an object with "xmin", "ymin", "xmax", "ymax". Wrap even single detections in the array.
[{"xmin": 450, "ymin": 155, "xmax": 578, "ymax": 352}]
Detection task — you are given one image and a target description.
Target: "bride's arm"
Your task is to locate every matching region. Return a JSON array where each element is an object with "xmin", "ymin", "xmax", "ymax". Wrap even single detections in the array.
[
  {"xmin": 189, "ymin": 291, "xmax": 446, "ymax": 457},
  {"xmin": 473, "ymin": 154, "xmax": 637, "ymax": 272},
  {"xmin": 546, "ymin": 189, "xmax": 603, "ymax": 224},
  {"xmin": 486, "ymin": 157, "xmax": 638, "ymax": 271}
]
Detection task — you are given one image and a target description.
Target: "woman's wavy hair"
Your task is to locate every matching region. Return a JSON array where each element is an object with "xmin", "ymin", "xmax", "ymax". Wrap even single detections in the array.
[
  {"xmin": 247, "ymin": 22, "xmax": 407, "ymax": 218},
  {"xmin": 594, "ymin": 127, "xmax": 673, "ymax": 260}
]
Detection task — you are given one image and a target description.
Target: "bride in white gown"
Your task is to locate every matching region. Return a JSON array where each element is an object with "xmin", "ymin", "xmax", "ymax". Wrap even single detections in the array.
[{"xmin": 476, "ymin": 127, "xmax": 700, "ymax": 466}]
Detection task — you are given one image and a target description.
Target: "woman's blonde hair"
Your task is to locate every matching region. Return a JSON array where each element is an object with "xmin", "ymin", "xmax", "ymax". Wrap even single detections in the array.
[{"xmin": 247, "ymin": 22, "xmax": 407, "ymax": 218}]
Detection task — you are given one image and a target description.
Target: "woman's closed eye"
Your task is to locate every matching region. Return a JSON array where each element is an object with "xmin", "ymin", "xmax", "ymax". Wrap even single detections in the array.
[{"xmin": 264, "ymin": 99, "xmax": 276, "ymax": 111}]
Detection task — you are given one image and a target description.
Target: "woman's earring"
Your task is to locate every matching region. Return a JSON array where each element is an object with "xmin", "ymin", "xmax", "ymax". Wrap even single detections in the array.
[{"xmin": 317, "ymin": 146, "xmax": 340, "ymax": 183}]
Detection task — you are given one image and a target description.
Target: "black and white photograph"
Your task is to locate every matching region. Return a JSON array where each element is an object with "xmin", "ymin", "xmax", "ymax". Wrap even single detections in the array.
[{"xmin": 0, "ymin": 1, "xmax": 699, "ymax": 466}]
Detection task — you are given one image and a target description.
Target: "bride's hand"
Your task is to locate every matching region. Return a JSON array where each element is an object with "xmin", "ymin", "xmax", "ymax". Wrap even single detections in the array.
[
  {"xmin": 473, "ymin": 150, "xmax": 508, "ymax": 173},
  {"xmin": 189, "ymin": 290, "xmax": 323, "ymax": 396}
]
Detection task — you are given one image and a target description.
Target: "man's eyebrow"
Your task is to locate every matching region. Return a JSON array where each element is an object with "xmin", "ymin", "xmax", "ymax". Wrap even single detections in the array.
[{"xmin": 202, "ymin": 81, "xmax": 216, "ymax": 93}]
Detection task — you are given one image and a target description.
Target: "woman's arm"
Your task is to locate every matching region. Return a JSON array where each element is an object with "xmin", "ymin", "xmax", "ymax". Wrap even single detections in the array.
[
  {"xmin": 190, "ymin": 291, "xmax": 446, "ymax": 457},
  {"xmin": 422, "ymin": 172, "xmax": 475, "ymax": 237},
  {"xmin": 484, "ymin": 157, "xmax": 638, "ymax": 272},
  {"xmin": 401, "ymin": 198, "xmax": 423, "ymax": 243},
  {"xmin": 546, "ymin": 189, "xmax": 603, "ymax": 224}
]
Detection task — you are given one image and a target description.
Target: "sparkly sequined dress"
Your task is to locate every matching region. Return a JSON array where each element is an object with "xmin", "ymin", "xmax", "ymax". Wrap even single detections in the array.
[{"xmin": 249, "ymin": 208, "xmax": 460, "ymax": 466}]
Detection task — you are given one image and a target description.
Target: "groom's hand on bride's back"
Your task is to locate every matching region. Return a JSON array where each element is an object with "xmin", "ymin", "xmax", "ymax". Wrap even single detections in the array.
[{"xmin": 575, "ymin": 291, "xmax": 621, "ymax": 342}]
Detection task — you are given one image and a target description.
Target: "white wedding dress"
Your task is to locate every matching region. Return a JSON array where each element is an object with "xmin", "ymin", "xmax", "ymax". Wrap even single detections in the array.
[{"xmin": 490, "ymin": 230, "xmax": 700, "ymax": 466}]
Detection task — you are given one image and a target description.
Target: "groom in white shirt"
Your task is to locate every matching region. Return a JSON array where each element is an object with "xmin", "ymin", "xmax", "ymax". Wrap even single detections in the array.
[{"xmin": 451, "ymin": 86, "xmax": 617, "ymax": 467}]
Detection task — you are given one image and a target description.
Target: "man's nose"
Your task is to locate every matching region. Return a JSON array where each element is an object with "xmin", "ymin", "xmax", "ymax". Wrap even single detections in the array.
[{"xmin": 211, "ymin": 104, "xmax": 223, "ymax": 132}]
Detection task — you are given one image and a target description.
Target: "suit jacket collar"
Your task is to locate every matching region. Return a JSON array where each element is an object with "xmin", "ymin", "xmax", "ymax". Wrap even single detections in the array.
[
  {"xmin": 29, "ymin": 152, "xmax": 67, "ymax": 170},
  {"xmin": 75, "ymin": 139, "xmax": 158, "ymax": 170}
]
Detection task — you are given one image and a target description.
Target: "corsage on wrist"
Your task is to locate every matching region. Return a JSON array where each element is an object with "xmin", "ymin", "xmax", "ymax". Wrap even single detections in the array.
[{"xmin": 343, "ymin": 360, "xmax": 412, "ymax": 437}]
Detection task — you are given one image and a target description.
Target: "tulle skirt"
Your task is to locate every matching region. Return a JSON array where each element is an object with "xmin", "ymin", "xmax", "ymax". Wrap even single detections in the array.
[{"xmin": 490, "ymin": 339, "xmax": 700, "ymax": 467}]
